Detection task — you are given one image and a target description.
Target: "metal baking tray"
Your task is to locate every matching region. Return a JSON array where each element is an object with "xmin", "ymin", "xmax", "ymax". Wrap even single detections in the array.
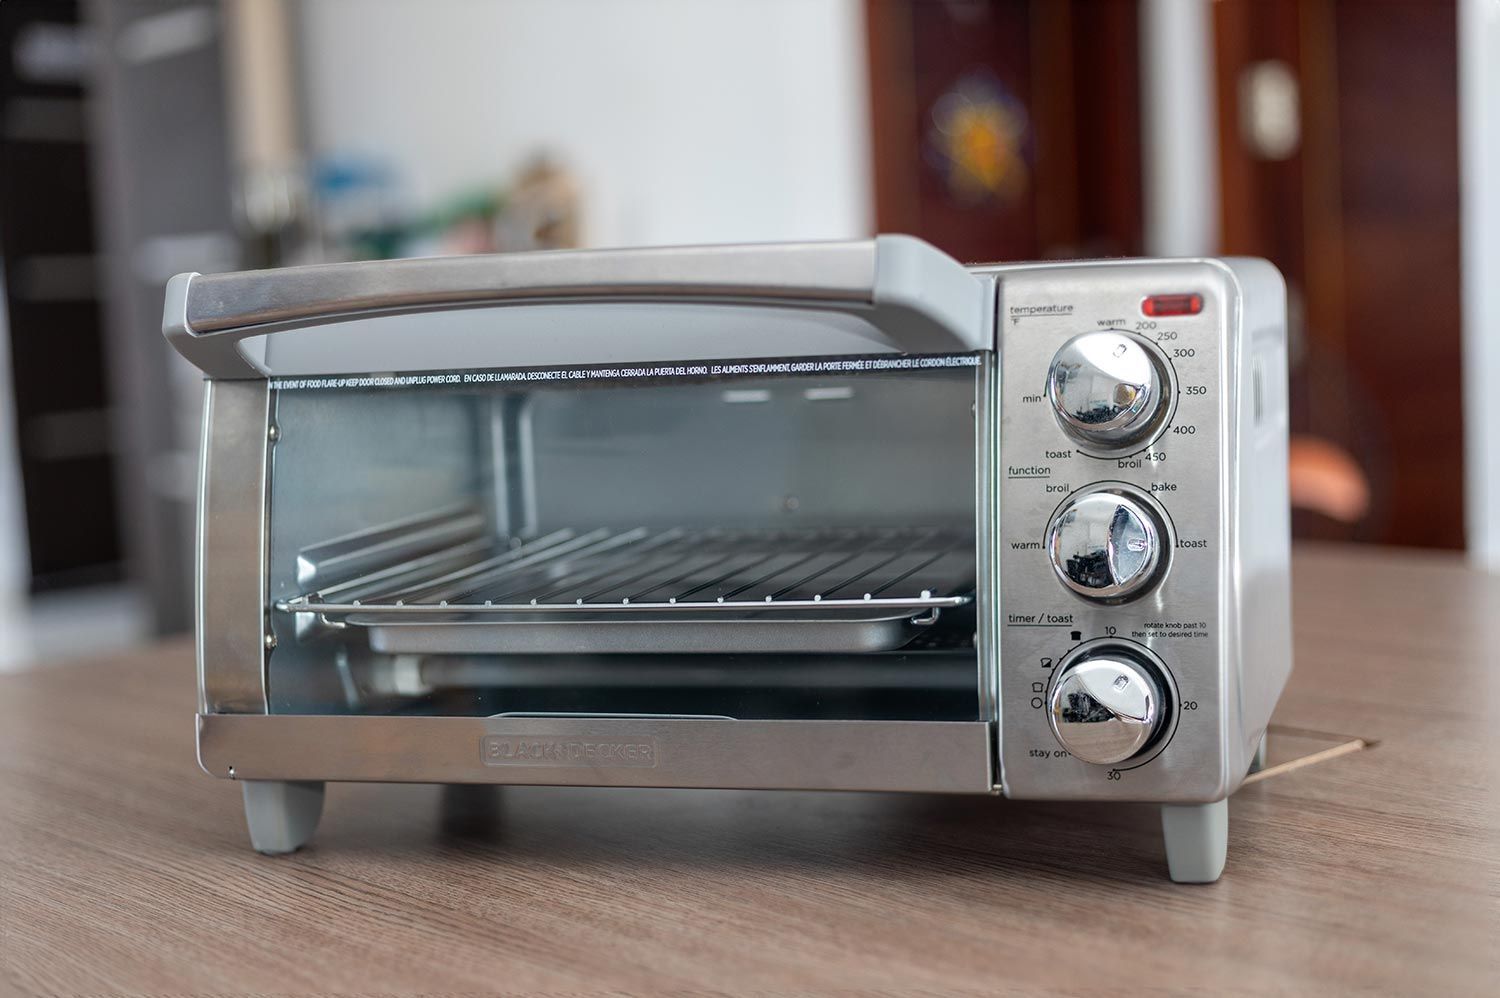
[{"xmin": 354, "ymin": 607, "xmax": 943, "ymax": 655}]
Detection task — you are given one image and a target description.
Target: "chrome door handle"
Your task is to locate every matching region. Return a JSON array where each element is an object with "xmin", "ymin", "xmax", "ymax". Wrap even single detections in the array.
[{"xmin": 163, "ymin": 235, "xmax": 990, "ymax": 378}]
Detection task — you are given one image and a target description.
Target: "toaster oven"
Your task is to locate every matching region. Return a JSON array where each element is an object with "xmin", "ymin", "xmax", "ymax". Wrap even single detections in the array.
[{"xmin": 165, "ymin": 236, "xmax": 1291, "ymax": 882}]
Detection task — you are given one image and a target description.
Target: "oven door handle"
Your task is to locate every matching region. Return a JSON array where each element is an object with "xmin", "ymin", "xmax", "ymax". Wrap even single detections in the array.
[{"xmin": 162, "ymin": 235, "xmax": 990, "ymax": 378}]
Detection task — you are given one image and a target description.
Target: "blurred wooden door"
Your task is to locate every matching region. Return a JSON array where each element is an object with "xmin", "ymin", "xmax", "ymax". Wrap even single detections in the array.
[
  {"xmin": 1215, "ymin": 0, "xmax": 1464, "ymax": 548},
  {"xmin": 866, "ymin": 0, "xmax": 1144, "ymax": 263}
]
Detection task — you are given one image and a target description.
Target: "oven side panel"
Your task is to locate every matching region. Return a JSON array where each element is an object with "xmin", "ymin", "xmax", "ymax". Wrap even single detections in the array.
[
  {"xmin": 196, "ymin": 379, "xmax": 272, "ymax": 713},
  {"xmin": 1224, "ymin": 257, "xmax": 1292, "ymax": 781}
]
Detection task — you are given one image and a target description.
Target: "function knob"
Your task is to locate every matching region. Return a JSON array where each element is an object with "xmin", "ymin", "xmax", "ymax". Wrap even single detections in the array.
[
  {"xmin": 1048, "ymin": 648, "xmax": 1168, "ymax": 765},
  {"xmin": 1046, "ymin": 486, "xmax": 1167, "ymax": 602},
  {"xmin": 1047, "ymin": 331, "xmax": 1171, "ymax": 451}
]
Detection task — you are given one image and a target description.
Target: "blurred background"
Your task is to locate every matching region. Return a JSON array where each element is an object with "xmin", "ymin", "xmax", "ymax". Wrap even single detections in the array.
[{"xmin": 0, "ymin": 0, "xmax": 1494, "ymax": 668}]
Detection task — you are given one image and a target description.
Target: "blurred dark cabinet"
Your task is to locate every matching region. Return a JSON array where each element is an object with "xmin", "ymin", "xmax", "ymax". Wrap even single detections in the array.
[
  {"xmin": 0, "ymin": 0, "xmax": 124, "ymax": 589},
  {"xmin": 88, "ymin": 0, "xmax": 239, "ymax": 631}
]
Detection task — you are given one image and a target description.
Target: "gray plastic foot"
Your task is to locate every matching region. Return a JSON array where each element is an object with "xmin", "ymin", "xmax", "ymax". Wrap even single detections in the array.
[
  {"xmin": 242, "ymin": 780, "xmax": 324, "ymax": 854},
  {"xmin": 1160, "ymin": 799, "xmax": 1228, "ymax": 883},
  {"xmin": 1249, "ymin": 732, "xmax": 1268, "ymax": 774}
]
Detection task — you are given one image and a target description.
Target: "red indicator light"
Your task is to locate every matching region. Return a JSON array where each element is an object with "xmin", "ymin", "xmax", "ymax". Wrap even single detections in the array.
[{"xmin": 1142, "ymin": 293, "xmax": 1204, "ymax": 317}]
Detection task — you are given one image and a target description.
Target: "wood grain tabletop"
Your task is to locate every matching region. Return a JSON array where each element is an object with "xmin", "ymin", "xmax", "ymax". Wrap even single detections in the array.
[{"xmin": 1, "ymin": 544, "xmax": 1496, "ymax": 996}]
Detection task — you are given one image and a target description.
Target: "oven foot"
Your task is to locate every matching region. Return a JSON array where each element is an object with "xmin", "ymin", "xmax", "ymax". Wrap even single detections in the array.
[
  {"xmin": 1160, "ymin": 799, "xmax": 1228, "ymax": 883},
  {"xmin": 1248, "ymin": 732, "xmax": 1268, "ymax": 774},
  {"xmin": 242, "ymin": 780, "xmax": 324, "ymax": 854}
]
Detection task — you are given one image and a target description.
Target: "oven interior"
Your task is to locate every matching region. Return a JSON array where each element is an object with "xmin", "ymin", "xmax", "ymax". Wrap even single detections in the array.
[{"xmin": 264, "ymin": 364, "xmax": 982, "ymax": 720}]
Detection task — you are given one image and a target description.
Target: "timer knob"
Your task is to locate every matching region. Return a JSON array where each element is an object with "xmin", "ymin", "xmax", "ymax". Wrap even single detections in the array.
[
  {"xmin": 1047, "ymin": 331, "xmax": 1170, "ymax": 450},
  {"xmin": 1048, "ymin": 648, "xmax": 1168, "ymax": 765},
  {"xmin": 1046, "ymin": 486, "xmax": 1167, "ymax": 602}
]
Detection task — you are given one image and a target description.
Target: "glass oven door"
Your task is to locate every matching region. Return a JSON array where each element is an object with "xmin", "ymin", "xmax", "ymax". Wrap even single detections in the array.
[{"xmin": 262, "ymin": 358, "xmax": 986, "ymax": 726}]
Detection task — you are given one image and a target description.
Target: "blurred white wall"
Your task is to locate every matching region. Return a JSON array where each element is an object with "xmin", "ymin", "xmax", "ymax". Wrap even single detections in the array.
[
  {"xmin": 1461, "ymin": 0, "xmax": 1500, "ymax": 571},
  {"xmin": 1139, "ymin": 0, "xmax": 1219, "ymax": 257},
  {"xmin": 295, "ymin": 0, "xmax": 873, "ymax": 247}
]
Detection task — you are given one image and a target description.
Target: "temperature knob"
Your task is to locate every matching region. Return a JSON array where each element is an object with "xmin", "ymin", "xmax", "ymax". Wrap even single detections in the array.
[
  {"xmin": 1046, "ymin": 485, "xmax": 1167, "ymax": 602},
  {"xmin": 1048, "ymin": 647, "xmax": 1168, "ymax": 765},
  {"xmin": 1047, "ymin": 331, "xmax": 1171, "ymax": 451}
]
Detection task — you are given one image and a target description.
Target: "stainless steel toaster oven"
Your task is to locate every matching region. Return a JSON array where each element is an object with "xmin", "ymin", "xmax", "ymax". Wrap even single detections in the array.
[{"xmin": 165, "ymin": 236, "xmax": 1291, "ymax": 882}]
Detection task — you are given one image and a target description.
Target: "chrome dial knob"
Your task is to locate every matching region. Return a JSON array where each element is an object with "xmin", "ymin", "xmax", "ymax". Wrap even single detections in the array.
[
  {"xmin": 1046, "ymin": 486, "xmax": 1167, "ymax": 602},
  {"xmin": 1048, "ymin": 650, "xmax": 1167, "ymax": 765},
  {"xmin": 1047, "ymin": 331, "xmax": 1170, "ymax": 450}
]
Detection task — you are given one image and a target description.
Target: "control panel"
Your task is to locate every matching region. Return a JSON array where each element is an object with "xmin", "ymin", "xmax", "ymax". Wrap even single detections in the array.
[{"xmin": 988, "ymin": 261, "xmax": 1231, "ymax": 802}]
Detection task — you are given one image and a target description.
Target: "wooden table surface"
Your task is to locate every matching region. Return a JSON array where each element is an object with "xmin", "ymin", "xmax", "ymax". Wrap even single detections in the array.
[{"xmin": 2, "ymin": 545, "xmax": 1496, "ymax": 995}]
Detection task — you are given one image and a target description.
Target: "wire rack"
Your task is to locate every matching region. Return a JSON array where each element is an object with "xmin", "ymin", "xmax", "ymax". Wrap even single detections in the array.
[{"xmin": 277, "ymin": 524, "xmax": 974, "ymax": 621}]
